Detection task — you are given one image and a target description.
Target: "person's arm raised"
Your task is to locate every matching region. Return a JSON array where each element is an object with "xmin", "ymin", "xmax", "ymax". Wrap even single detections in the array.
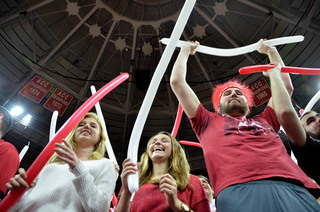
[
  {"xmin": 170, "ymin": 42, "xmax": 200, "ymax": 119},
  {"xmin": 257, "ymin": 39, "xmax": 293, "ymax": 109},
  {"xmin": 266, "ymin": 65, "xmax": 306, "ymax": 147}
]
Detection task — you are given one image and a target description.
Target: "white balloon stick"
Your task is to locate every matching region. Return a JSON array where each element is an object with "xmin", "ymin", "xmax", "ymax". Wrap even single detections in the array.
[
  {"xmin": 126, "ymin": 0, "xmax": 197, "ymax": 193},
  {"xmin": 49, "ymin": 111, "xmax": 59, "ymax": 141},
  {"xmin": 19, "ymin": 142, "xmax": 30, "ymax": 162},
  {"xmin": 301, "ymin": 90, "xmax": 320, "ymax": 116},
  {"xmin": 90, "ymin": 85, "xmax": 118, "ymax": 165},
  {"xmin": 160, "ymin": 35, "xmax": 304, "ymax": 57}
]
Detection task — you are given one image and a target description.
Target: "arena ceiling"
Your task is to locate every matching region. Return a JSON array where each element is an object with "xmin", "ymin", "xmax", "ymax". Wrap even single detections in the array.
[{"xmin": 0, "ymin": 0, "xmax": 319, "ymax": 180}]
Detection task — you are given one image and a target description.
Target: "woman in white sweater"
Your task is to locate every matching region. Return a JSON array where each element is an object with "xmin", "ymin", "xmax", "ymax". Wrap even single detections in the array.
[{"xmin": 6, "ymin": 112, "xmax": 116, "ymax": 212}]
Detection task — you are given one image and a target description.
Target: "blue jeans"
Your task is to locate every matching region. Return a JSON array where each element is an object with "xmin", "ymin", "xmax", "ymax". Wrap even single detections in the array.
[{"xmin": 216, "ymin": 180, "xmax": 320, "ymax": 212}]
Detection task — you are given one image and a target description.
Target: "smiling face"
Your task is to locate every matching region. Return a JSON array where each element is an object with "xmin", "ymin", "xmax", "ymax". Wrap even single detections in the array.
[
  {"xmin": 148, "ymin": 133, "xmax": 172, "ymax": 163},
  {"xmin": 74, "ymin": 117, "xmax": 101, "ymax": 148},
  {"xmin": 301, "ymin": 111, "xmax": 320, "ymax": 140},
  {"xmin": 199, "ymin": 177, "xmax": 213, "ymax": 197},
  {"xmin": 219, "ymin": 87, "xmax": 249, "ymax": 117}
]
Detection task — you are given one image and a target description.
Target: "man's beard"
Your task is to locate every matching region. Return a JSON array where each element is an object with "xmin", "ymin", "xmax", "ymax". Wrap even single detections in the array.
[
  {"xmin": 220, "ymin": 103, "xmax": 248, "ymax": 116},
  {"xmin": 309, "ymin": 127, "xmax": 320, "ymax": 140}
]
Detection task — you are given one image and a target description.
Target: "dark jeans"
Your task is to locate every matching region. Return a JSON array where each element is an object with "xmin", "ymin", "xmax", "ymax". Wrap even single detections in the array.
[{"xmin": 216, "ymin": 179, "xmax": 320, "ymax": 212}]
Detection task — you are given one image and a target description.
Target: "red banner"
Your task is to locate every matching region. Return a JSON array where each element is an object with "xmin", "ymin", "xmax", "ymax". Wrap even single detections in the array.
[
  {"xmin": 43, "ymin": 88, "xmax": 73, "ymax": 116},
  {"xmin": 249, "ymin": 78, "xmax": 271, "ymax": 107},
  {"xmin": 19, "ymin": 76, "xmax": 53, "ymax": 103}
]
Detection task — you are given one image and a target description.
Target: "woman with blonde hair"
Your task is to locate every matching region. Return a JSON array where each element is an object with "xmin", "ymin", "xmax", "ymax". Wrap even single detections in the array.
[
  {"xmin": 116, "ymin": 131, "xmax": 210, "ymax": 212},
  {"xmin": 6, "ymin": 112, "xmax": 116, "ymax": 212}
]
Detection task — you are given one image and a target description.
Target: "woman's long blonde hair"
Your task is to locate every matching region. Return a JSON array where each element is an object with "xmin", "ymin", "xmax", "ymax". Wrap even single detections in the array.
[
  {"xmin": 139, "ymin": 131, "xmax": 190, "ymax": 190},
  {"xmin": 47, "ymin": 112, "xmax": 106, "ymax": 164}
]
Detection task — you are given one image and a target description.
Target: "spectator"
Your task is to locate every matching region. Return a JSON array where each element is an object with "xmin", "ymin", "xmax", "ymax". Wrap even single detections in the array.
[
  {"xmin": 7, "ymin": 112, "xmax": 116, "ymax": 211},
  {"xmin": 116, "ymin": 131, "xmax": 210, "ymax": 212},
  {"xmin": 288, "ymin": 110, "xmax": 320, "ymax": 186},
  {"xmin": 0, "ymin": 106, "xmax": 19, "ymax": 200},
  {"xmin": 198, "ymin": 175, "xmax": 216, "ymax": 212},
  {"xmin": 170, "ymin": 40, "xmax": 320, "ymax": 211}
]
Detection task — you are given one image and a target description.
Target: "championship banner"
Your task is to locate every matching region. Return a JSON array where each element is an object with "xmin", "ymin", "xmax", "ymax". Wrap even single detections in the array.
[
  {"xmin": 43, "ymin": 88, "xmax": 73, "ymax": 116},
  {"xmin": 19, "ymin": 75, "xmax": 53, "ymax": 103},
  {"xmin": 249, "ymin": 78, "xmax": 271, "ymax": 107}
]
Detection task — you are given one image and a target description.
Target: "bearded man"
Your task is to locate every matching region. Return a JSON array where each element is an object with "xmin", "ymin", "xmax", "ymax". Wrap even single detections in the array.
[{"xmin": 170, "ymin": 40, "xmax": 320, "ymax": 211}]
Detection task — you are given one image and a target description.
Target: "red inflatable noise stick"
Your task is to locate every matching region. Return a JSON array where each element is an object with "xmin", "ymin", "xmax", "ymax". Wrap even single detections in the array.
[
  {"xmin": 179, "ymin": 140, "xmax": 202, "ymax": 148},
  {"xmin": 0, "ymin": 73, "xmax": 129, "ymax": 212},
  {"xmin": 239, "ymin": 65, "xmax": 320, "ymax": 75},
  {"xmin": 112, "ymin": 193, "xmax": 118, "ymax": 208},
  {"xmin": 299, "ymin": 109, "xmax": 304, "ymax": 116},
  {"xmin": 171, "ymin": 104, "xmax": 183, "ymax": 138}
]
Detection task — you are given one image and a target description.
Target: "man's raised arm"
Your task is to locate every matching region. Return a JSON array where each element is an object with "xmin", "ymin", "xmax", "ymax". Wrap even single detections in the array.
[{"xmin": 170, "ymin": 42, "xmax": 200, "ymax": 118}]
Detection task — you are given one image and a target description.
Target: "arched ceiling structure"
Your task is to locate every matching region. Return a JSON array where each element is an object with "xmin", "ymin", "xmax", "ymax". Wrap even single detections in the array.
[{"xmin": 0, "ymin": 0, "xmax": 319, "ymax": 177}]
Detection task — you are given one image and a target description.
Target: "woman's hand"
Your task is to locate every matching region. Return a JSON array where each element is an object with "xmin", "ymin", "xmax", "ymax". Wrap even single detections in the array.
[
  {"xmin": 159, "ymin": 173, "xmax": 181, "ymax": 212},
  {"xmin": 6, "ymin": 168, "xmax": 36, "ymax": 191},
  {"xmin": 120, "ymin": 158, "xmax": 138, "ymax": 195},
  {"xmin": 55, "ymin": 139, "xmax": 79, "ymax": 170}
]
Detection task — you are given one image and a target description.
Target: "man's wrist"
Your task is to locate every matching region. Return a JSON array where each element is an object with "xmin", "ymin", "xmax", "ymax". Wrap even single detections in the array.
[{"xmin": 267, "ymin": 46, "xmax": 277, "ymax": 55}]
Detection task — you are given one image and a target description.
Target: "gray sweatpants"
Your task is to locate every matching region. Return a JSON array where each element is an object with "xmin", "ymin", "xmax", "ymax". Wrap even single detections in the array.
[{"xmin": 216, "ymin": 180, "xmax": 320, "ymax": 212}]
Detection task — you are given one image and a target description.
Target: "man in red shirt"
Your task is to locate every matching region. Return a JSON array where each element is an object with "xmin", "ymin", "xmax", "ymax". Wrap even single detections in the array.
[
  {"xmin": 170, "ymin": 40, "xmax": 320, "ymax": 211},
  {"xmin": 0, "ymin": 106, "xmax": 19, "ymax": 199}
]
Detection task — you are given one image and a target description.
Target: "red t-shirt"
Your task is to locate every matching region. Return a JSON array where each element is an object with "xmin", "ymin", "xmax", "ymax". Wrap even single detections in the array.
[
  {"xmin": 118, "ymin": 174, "xmax": 210, "ymax": 212},
  {"xmin": 190, "ymin": 104, "xmax": 319, "ymax": 197},
  {"xmin": 0, "ymin": 139, "xmax": 19, "ymax": 194}
]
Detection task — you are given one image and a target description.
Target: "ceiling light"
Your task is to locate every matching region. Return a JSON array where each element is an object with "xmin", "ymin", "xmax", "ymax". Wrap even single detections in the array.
[
  {"xmin": 22, "ymin": 114, "xmax": 32, "ymax": 126},
  {"xmin": 10, "ymin": 106, "xmax": 23, "ymax": 116}
]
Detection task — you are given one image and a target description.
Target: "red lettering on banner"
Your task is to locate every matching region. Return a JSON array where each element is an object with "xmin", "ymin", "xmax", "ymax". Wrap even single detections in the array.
[
  {"xmin": 249, "ymin": 78, "xmax": 271, "ymax": 107},
  {"xmin": 43, "ymin": 88, "xmax": 73, "ymax": 116},
  {"xmin": 19, "ymin": 76, "xmax": 53, "ymax": 103}
]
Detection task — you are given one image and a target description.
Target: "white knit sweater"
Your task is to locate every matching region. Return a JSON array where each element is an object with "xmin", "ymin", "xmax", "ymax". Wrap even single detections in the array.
[{"xmin": 10, "ymin": 158, "xmax": 116, "ymax": 212}]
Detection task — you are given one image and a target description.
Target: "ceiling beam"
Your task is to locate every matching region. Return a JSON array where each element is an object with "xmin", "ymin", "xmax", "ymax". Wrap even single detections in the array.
[
  {"xmin": 98, "ymin": 0, "xmax": 177, "ymax": 28},
  {"xmin": 77, "ymin": 19, "xmax": 117, "ymax": 106},
  {"xmin": 0, "ymin": 0, "xmax": 55, "ymax": 26},
  {"xmin": 37, "ymin": 6, "xmax": 98, "ymax": 67},
  {"xmin": 238, "ymin": 0, "xmax": 320, "ymax": 35},
  {"xmin": 121, "ymin": 25, "xmax": 138, "ymax": 155},
  {"xmin": 300, "ymin": 0, "xmax": 320, "ymax": 34},
  {"xmin": 194, "ymin": 5, "xmax": 256, "ymax": 63}
]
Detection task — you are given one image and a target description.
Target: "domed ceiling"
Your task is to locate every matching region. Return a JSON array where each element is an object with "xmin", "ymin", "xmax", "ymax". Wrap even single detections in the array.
[{"xmin": 0, "ymin": 0, "xmax": 319, "ymax": 180}]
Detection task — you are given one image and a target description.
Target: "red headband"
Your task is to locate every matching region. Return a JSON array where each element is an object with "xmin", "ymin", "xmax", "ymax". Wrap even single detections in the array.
[{"xmin": 212, "ymin": 79, "xmax": 254, "ymax": 114}]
